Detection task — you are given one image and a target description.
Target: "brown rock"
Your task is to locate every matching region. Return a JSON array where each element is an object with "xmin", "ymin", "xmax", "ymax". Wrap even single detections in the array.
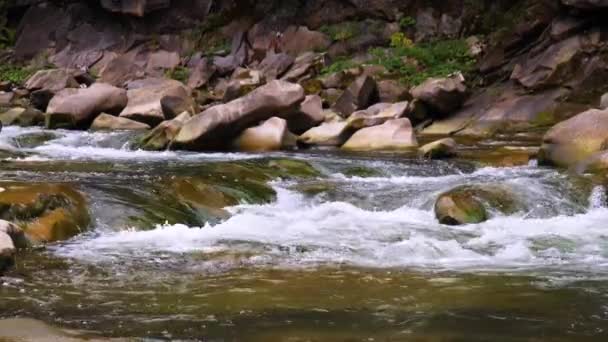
[
  {"xmin": 90, "ymin": 113, "xmax": 151, "ymax": 131},
  {"xmin": 411, "ymin": 73, "xmax": 467, "ymax": 115},
  {"xmin": 233, "ymin": 117, "xmax": 297, "ymax": 152},
  {"xmin": 342, "ymin": 118, "xmax": 418, "ymax": 151},
  {"xmin": 46, "ymin": 83, "xmax": 127, "ymax": 129},
  {"xmin": 173, "ymin": 80, "xmax": 304, "ymax": 150},
  {"xmin": 333, "ymin": 75, "xmax": 378, "ymax": 118},
  {"xmin": 120, "ymin": 79, "xmax": 191, "ymax": 127},
  {"xmin": 286, "ymin": 95, "xmax": 324, "ymax": 134}
]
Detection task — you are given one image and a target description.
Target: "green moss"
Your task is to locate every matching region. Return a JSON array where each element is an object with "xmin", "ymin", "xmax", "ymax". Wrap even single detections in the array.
[{"xmin": 531, "ymin": 110, "xmax": 556, "ymax": 127}]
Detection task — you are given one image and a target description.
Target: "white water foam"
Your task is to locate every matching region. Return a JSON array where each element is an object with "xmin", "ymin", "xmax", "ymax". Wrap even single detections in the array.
[
  {"xmin": 54, "ymin": 181, "xmax": 608, "ymax": 273},
  {"xmin": 1, "ymin": 126, "xmax": 265, "ymax": 162}
]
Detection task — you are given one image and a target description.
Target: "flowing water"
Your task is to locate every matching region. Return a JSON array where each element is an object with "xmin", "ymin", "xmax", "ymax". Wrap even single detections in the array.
[{"xmin": 1, "ymin": 126, "xmax": 608, "ymax": 340}]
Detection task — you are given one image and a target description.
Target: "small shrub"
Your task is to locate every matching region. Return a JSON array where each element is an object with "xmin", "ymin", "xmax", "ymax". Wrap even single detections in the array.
[
  {"xmin": 320, "ymin": 57, "xmax": 357, "ymax": 75},
  {"xmin": 0, "ymin": 65, "xmax": 34, "ymax": 84},
  {"xmin": 369, "ymin": 39, "xmax": 475, "ymax": 86},
  {"xmin": 165, "ymin": 67, "xmax": 190, "ymax": 83},
  {"xmin": 320, "ymin": 22, "xmax": 359, "ymax": 42},
  {"xmin": 399, "ymin": 16, "xmax": 417, "ymax": 30}
]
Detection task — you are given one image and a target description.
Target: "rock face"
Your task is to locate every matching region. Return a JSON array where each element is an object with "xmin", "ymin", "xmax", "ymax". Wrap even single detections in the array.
[
  {"xmin": 333, "ymin": 75, "xmax": 378, "ymax": 117},
  {"xmin": 100, "ymin": 0, "xmax": 170, "ymax": 16},
  {"xmin": 45, "ymin": 83, "xmax": 128, "ymax": 129},
  {"xmin": 24, "ymin": 69, "xmax": 79, "ymax": 93},
  {"xmin": 419, "ymin": 138, "xmax": 457, "ymax": 159},
  {"xmin": 232, "ymin": 117, "xmax": 297, "ymax": 152},
  {"xmin": 539, "ymin": 109, "xmax": 608, "ymax": 167},
  {"xmin": 342, "ymin": 118, "xmax": 418, "ymax": 151},
  {"xmin": 0, "ymin": 183, "xmax": 90, "ymax": 244},
  {"xmin": 136, "ymin": 112, "xmax": 192, "ymax": 151},
  {"xmin": 120, "ymin": 79, "xmax": 191, "ymax": 127},
  {"xmin": 411, "ymin": 74, "xmax": 467, "ymax": 115},
  {"xmin": 90, "ymin": 113, "xmax": 151, "ymax": 131},
  {"xmin": 435, "ymin": 185, "xmax": 519, "ymax": 225},
  {"xmin": 173, "ymin": 80, "xmax": 305, "ymax": 150}
]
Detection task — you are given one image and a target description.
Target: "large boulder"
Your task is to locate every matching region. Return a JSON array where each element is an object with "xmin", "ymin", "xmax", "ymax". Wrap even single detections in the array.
[
  {"xmin": 298, "ymin": 121, "xmax": 354, "ymax": 147},
  {"xmin": 0, "ymin": 183, "xmax": 90, "ymax": 244},
  {"xmin": 342, "ymin": 118, "xmax": 418, "ymax": 151},
  {"xmin": 45, "ymin": 83, "xmax": 128, "ymax": 129},
  {"xmin": 0, "ymin": 107, "xmax": 44, "ymax": 127},
  {"xmin": 258, "ymin": 53, "xmax": 294, "ymax": 80},
  {"xmin": 346, "ymin": 102, "xmax": 409, "ymax": 130},
  {"xmin": 333, "ymin": 75, "xmax": 378, "ymax": 117},
  {"xmin": 539, "ymin": 109, "xmax": 608, "ymax": 167},
  {"xmin": 511, "ymin": 35, "xmax": 587, "ymax": 90},
  {"xmin": 24, "ymin": 69, "xmax": 79, "ymax": 93},
  {"xmin": 232, "ymin": 117, "xmax": 297, "ymax": 152},
  {"xmin": 90, "ymin": 113, "xmax": 151, "ymax": 131},
  {"xmin": 281, "ymin": 52, "xmax": 327, "ymax": 83},
  {"xmin": 136, "ymin": 112, "xmax": 191, "ymax": 151},
  {"xmin": 280, "ymin": 26, "xmax": 332, "ymax": 56},
  {"xmin": 419, "ymin": 138, "xmax": 457, "ymax": 159},
  {"xmin": 119, "ymin": 79, "xmax": 191, "ymax": 127},
  {"xmin": 575, "ymin": 150, "xmax": 608, "ymax": 175},
  {"xmin": 223, "ymin": 68, "xmax": 265, "ymax": 102},
  {"xmin": 435, "ymin": 185, "xmax": 519, "ymax": 225},
  {"xmin": 411, "ymin": 73, "xmax": 467, "ymax": 115},
  {"xmin": 173, "ymin": 80, "xmax": 305, "ymax": 150},
  {"xmin": 286, "ymin": 95, "xmax": 325, "ymax": 134}
]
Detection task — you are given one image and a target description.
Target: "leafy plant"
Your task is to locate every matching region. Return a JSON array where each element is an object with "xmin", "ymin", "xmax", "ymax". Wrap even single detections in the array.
[
  {"xmin": 320, "ymin": 22, "xmax": 359, "ymax": 42},
  {"xmin": 399, "ymin": 16, "xmax": 417, "ymax": 30},
  {"xmin": 0, "ymin": 65, "xmax": 33, "ymax": 84},
  {"xmin": 320, "ymin": 57, "xmax": 357, "ymax": 75},
  {"xmin": 369, "ymin": 39, "xmax": 475, "ymax": 86},
  {"xmin": 165, "ymin": 67, "xmax": 190, "ymax": 83}
]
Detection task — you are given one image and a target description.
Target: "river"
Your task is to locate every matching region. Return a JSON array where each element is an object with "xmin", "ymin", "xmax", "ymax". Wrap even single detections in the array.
[{"xmin": 1, "ymin": 126, "xmax": 607, "ymax": 340}]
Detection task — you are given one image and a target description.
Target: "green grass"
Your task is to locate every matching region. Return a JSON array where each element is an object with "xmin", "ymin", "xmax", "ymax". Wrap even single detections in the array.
[
  {"xmin": 319, "ymin": 22, "xmax": 359, "ymax": 42},
  {"xmin": 369, "ymin": 39, "xmax": 475, "ymax": 86},
  {"xmin": 320, "ymin": 57, "xmax": 357, "ymax": 75},
  {"xmin": 319, "ymin": 38, "xmax": 474, "ymax": 87},
  {"xmin": 0, "ymin": 65, "xmax": 34, "ymax": 84}
]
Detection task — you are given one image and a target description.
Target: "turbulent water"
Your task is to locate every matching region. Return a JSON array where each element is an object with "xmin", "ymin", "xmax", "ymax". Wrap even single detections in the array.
[{"xmin": 1, "ymin": 126, "xmax": 608, "ymax": 340}]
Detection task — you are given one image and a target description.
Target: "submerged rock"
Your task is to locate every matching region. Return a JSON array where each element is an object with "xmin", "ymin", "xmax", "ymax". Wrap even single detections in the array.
[
  {"xmin": 0, "ymin": 183, "xmax": 90, "ymax": 244},
  {"xmin": 173, "ymin": 80, "xmax": 304, "ymax": 150},
  {"xmin": 232, "ymin": 117, "xmax": 297, "ymax": 152},
  {"xmin": 435, "ymin": 185, "xmax": 520, "ymax": 225},
  {"xmin": 0, "ymin": 220, "xmax": 25, "ymax": 272},
  {"xmin": 91, "ymin": 113, "xmax": 151, "ymax": 131},
  {"xmin": 419, "ymin": 138, "xmax": 457, "ymax": 159},
  {"xmin": 12, "ymin": 132, "xmax": 58, "ymax": 148},
  {"xmin": 539, "ymin": 109, "xmax": 608, "ymax": 167},
  {"xmin": 342, "ymin": 118, "xmax": 418, "ymax": 151}
]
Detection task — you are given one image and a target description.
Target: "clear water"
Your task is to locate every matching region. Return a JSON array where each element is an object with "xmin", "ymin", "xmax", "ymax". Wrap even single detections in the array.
[{"xmin": 1, "ymin": 126, "xmax": 607, "ymax": 340}]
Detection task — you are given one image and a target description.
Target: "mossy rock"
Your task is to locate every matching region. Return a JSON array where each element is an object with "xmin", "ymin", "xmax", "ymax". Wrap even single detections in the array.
[
  {"xmin": 435, "ymin": 184, "xmax": 520, "ymax": 225},
  {"xmin": 342, "ymin": 166, "xmax": 381, "ymax": 177},
  {"xmin": 12, "ymin": 132, "xmax": 58, "ymax": 148},
  {"xmin": 0, "ymin": 183, "xmax": 90, "ymax": 244},
  {"xmin": 291, "ymin": 181, "xmax": 337, "ymax": 196},
  {"xmin": 265, "ymin": 159, "xmax": 322, "ymax": 179}
]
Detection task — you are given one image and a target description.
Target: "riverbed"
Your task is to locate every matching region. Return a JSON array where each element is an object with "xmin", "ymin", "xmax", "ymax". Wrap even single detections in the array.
[{"xmin": 1, "ymin": 126, "xmax": 607, "ymax": 340}]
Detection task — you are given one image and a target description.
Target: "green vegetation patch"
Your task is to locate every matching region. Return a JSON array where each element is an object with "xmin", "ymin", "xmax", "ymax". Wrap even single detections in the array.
[
  {"xmin": 369, "ymin": 38, "xmax": 475, "ymax": 86},
  {"xmin": 0, "ymin": 64, "xmax": 34, "ymax": 84}
]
